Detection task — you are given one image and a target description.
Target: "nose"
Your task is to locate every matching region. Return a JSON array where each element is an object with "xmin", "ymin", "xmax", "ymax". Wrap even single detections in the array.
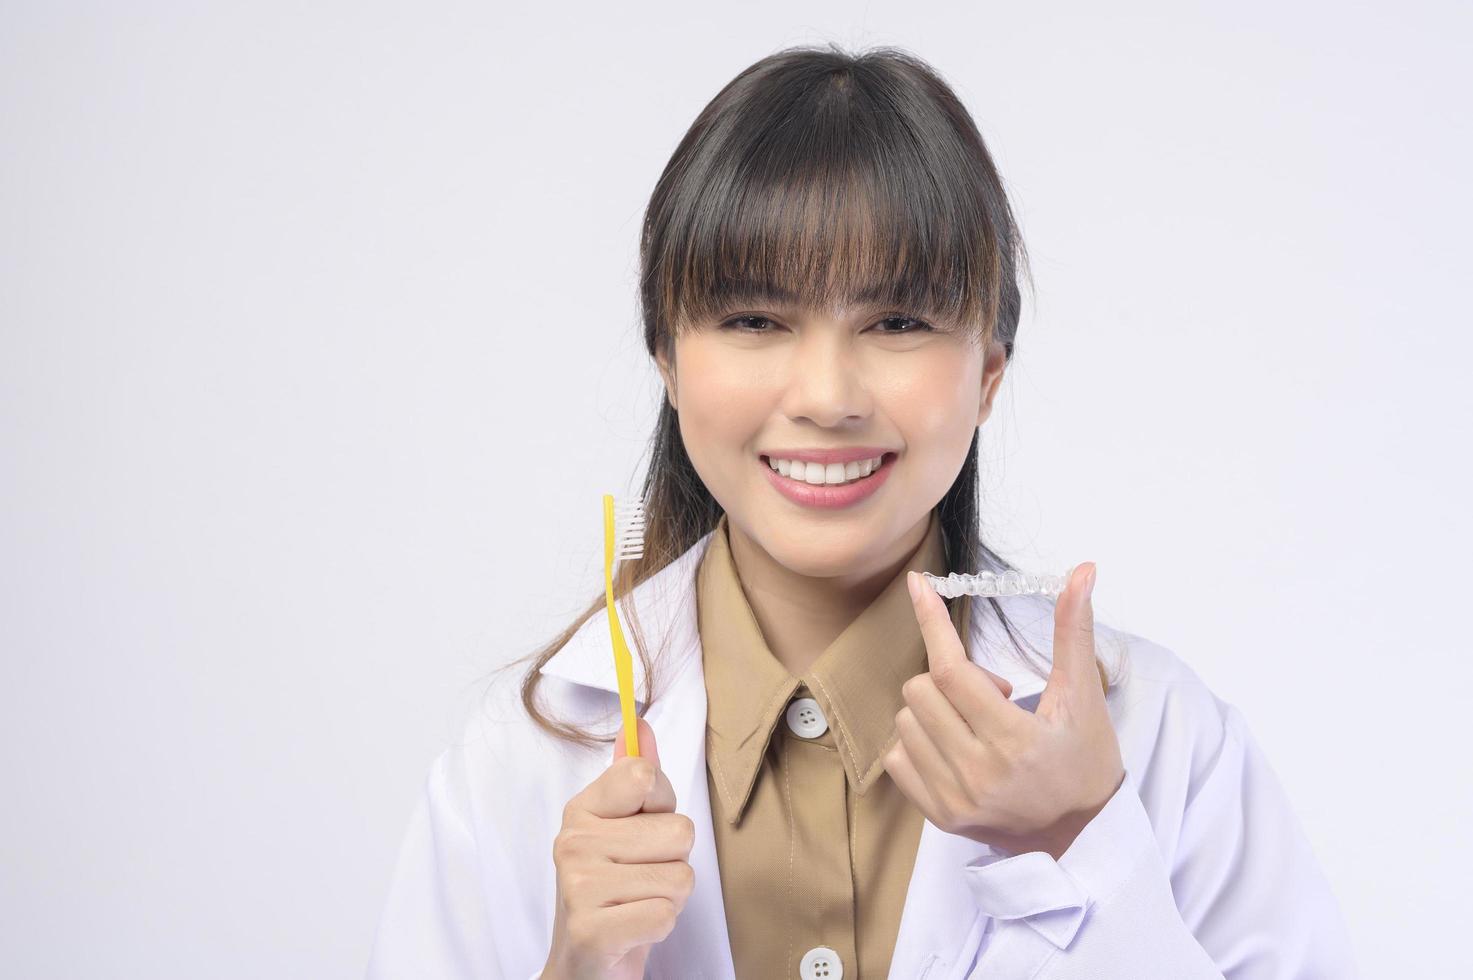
[{"xmin": 778, "ymin": 330, "xmax": 872, "ymax": 427}]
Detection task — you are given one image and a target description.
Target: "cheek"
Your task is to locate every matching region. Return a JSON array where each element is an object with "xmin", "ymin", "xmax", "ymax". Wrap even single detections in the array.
[
  {"xmin": 686, "ymin": 345, "xmax": 753, "ymax": 393},
  {"xmin": 883, "ymin": 353, "xmax": 981, "ymax": 444},
  {"xmin": 675, "ymin": 343, "xmax": 773, "ymax": 472},
  {"xmin": 680, "ymin": 345, "xmax": 770, "ymax": 423}
]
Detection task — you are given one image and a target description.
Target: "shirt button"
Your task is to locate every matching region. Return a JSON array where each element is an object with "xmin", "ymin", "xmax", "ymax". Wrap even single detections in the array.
[
  {"xmin": 799, "ymin": 945, "xmax": 843, "ymax": 979},
  {"xmin": 785, "ymin": 696, "xmax": 828, "ymax": 738}
]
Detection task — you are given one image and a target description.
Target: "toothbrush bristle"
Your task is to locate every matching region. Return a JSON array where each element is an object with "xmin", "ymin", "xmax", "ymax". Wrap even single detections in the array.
[{"xmin": 612, "ymin": 498, "xmax": 647, "ymax": 561}]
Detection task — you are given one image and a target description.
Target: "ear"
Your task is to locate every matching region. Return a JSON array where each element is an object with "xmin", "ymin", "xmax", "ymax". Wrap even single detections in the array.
[
  {"xmin": 654, "ymin": 345, "xmax": 678, "ymax": 412},
  {"xmin": 976, "ymin": 338, "xmax": 1008, "ymax": 427}
]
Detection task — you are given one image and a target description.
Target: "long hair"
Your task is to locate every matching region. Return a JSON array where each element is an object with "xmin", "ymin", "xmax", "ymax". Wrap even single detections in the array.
[{"xmin": 489, "ymin": 44, "xmax": 1124, "ymax": 751}]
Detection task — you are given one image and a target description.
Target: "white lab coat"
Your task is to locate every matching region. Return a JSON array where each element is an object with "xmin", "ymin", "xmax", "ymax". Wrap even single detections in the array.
[{"xmin": 366, "ymin": 529, "xmax": 1359, "ymax": 979}]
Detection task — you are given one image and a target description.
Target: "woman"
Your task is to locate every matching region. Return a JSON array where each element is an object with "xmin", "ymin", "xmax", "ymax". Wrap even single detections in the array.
[{"xmin": 367, "ymin": 44, "xmax": 1357, "ymax": 979}]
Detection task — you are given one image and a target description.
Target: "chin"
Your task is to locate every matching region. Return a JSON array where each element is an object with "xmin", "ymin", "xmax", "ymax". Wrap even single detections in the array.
[
  {"xmin": 772, "ymin": 548, "xmax": 869, "ymax": 580},
  {"xmin": 759, "ymin": 520, "xmax": 888, "ymax": 572}
]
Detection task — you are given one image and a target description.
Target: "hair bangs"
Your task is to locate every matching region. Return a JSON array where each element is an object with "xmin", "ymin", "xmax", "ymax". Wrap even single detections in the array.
[{"xmin": 653, "ymin": 77, "xmax": 1001, "ymax": 344}]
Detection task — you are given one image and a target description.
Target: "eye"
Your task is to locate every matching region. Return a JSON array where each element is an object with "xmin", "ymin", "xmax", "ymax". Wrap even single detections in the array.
[
  {"xmin": 719, "ymin": 314, "xmax": 937, "ymax": 334},
  {"xmin": 875, "ymin": 315, "xmax": 936, "ymax": 334},
  {"xmin": 720, "ymin": 315, "xmax": 777, "ymax": 333}
]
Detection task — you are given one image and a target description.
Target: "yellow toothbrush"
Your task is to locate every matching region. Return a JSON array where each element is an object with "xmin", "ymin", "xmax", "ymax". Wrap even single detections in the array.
[{"xmin": 603, "ymin": 493, "xmax": 646, "ymax": 758}]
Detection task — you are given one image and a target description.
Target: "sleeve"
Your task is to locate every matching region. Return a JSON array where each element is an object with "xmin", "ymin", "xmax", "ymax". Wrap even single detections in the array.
[
  {"xmin": 366, "ymin": 748, "xmax": 541, "ymax": 980},
  {"xmin": 962, "ymin": 701, "xmax": 1359, "ymax": 979}
]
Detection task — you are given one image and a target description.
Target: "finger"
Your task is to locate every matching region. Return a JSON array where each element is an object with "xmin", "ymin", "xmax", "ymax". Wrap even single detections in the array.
[
  {"xmin": 907, "ymin": 571, "xmax": 1020, "ymax": 733},
  {"xmin": 893, "ymin": 704, "xmax": 969, "ymax": 808},
  {"xmin": 641, "ymin": 766, "xmax": 677, "ymax": 814},
  {"xmin": 596, "ymin": 857, "xmax": 695, "ymax": 909},
  {"xmin": 589, "ymin": 718, "xmax": 673, "ymax": 818},
  {"xmin": 602, "ymin": 812, "xmax": 697, "ymax": 864},
  {"xmin": 600, "ymin": 896, "xmax": 685, "ymax": 957},
  {"xmin": 882, "ymin": 739, "xmax": 945, "ymax": 825},
  {"xmin": 614, "ymin": 716, "xmax": 660, "ymax": 770},
  {"xmin": 1038, "ymin": 562, "xmax": 1099, "ymax": 718},
  {"xmin": 620, "ymin": 718, "xmax": 676, "ymax": 813},
  {"xmin": 627, "ymin": 718, "xmax": 677, "ymax": 812},
  {"xmin": 902, "ymin": 672, "xmax": 1001, "ymax": 786},
  {"xmin": 582, "ymin": 758, "xmax": 655, "ymax": 820},
  {"xmin": 981, "ymin": 664, "xmax": 1013, "ymax": 699}
]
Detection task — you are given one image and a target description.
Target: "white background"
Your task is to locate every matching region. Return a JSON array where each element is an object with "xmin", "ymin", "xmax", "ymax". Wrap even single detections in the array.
[{"xmin": 2, "ymin": 2, "xmax": 1468, "ymax": 977}]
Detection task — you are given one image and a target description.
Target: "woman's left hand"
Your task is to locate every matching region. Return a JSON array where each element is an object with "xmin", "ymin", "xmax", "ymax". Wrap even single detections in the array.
[{"xmin": 883, "ymin": 563, "xmax": 1125, "ymax": 861}]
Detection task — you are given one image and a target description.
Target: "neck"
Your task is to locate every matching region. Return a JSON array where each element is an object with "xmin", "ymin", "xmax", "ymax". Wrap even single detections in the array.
[{"xmin": 723, "ymin": 513, "xmax": 932, "ymax": 677}]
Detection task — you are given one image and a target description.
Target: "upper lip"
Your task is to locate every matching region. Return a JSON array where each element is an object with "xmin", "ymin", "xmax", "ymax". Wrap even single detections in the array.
[{"xmin": 759, "ymin": 447, "xmax": 896, "ymax": 464}]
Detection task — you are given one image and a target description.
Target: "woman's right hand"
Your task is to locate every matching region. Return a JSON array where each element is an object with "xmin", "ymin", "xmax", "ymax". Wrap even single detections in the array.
[{"xmin": 541, "ymin": 717, "xmax": 696, "ymax": 980}]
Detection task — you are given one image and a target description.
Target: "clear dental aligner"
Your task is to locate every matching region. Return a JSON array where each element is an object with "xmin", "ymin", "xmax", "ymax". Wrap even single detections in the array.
[{"xmin": 922, "ymin": 566, "xmax": 1081, "ymax": 599}]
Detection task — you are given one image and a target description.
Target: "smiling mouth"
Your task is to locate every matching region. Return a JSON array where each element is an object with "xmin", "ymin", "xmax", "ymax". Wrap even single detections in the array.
[{"xmin": 760, "ymin": 452, "xmax": 897, "ymax": 487}]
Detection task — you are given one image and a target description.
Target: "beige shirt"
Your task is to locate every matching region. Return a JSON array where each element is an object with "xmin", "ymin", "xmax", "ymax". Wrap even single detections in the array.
[{"xmin": 698, "ymin": 509, "xmax": 967, "ymax": 979}]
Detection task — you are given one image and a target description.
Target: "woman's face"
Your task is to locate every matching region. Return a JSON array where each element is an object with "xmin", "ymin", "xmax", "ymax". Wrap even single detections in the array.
[{"xmin": 656, "ymin": 302, "xmax": 1009, "ymax": 582}]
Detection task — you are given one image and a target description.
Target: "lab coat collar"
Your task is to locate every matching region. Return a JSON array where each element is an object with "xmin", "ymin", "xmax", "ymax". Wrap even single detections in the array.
[{"xmin": 538, "ymin": 527, "xmax": 1058, "ymax": 979}]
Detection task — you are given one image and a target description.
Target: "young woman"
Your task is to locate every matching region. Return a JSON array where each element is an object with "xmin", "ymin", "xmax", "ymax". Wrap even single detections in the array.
[{"xmin": 367, "ymin": 45, "xmax": 1357, "ymax": 979}]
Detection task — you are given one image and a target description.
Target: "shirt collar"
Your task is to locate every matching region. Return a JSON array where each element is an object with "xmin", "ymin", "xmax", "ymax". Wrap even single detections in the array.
[
  {"xmin": 535, "ymin": 524, "xmax": 1063, "ymax": 771},
  {"xmin": 699, "ymin": 509, "xmax": 966, "ymax": 825}
]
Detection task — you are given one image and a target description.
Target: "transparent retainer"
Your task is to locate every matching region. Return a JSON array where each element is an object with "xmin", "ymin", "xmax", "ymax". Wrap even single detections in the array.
[{"xmin": 922, "ymin": 565, "xmax": 1081, "ymax": 599}]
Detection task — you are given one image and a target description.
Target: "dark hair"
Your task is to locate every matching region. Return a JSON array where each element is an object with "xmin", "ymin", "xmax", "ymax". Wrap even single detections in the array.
[{"xmin": 489, "ymin": 43, "xmax": 1123, "ymax": 751}]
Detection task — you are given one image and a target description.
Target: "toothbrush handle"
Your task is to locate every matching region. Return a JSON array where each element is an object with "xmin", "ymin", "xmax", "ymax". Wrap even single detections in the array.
[{"xmin": 603, "ymin": 495, "xmax": 641, "ymax": 758}]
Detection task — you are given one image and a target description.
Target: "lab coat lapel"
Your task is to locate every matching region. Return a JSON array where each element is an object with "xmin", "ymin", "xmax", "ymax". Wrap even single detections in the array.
[
  {"xmin": 539, "ymin": 532, "xmax": 738, "ymax": 980},
  {"xmin": 538, "ymin": 530, "xmax": 1058, "ymax": 980},
  {"xmin": 641, "ymin": 637, "xmax": 735, "ymax": 980}
]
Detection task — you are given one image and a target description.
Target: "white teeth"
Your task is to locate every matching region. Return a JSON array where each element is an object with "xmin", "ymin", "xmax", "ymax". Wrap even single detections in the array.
[{"xmin": 766, "ymin": 454, "xmax": 886, "ymax": 485}]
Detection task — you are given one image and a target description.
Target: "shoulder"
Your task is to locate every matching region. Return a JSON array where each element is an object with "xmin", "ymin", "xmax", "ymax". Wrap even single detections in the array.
[
  {"xmin": 434, "ymin": 657, "xmax": 617, "ymax": 828},
  {"xmin": 397, "ymin": 658, "xmax": 616, "ymax": 936},
  {"xmin": 372, "ymin": 660, "xmax": 604, "ymax": 969},
  {"xmin": 1097, "ymin": 621, "xmax": 1238, "ymax": 760},
  {"xmin": 1083, "ymin": 620, "xmax": 1357, "ymax": 972},
  {"xmin": 1089, "ymin": 618, "xmax": 1259, "ymax": 853}
]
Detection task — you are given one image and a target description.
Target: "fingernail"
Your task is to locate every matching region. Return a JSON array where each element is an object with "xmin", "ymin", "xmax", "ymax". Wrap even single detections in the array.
[
  {"xmin": 1084, "ymin": 563, "xmax": 1097, "ymax": 598},
  {"xmin": 907, "ymin": 571, "xmax": 920, "ymax": 602}
]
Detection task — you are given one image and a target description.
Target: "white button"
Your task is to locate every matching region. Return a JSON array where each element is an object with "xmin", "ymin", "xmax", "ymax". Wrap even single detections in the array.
[
  {"xmin": 799, "ymin": 945, "xmax": 843, "ymax": 979},
  {"xmin": 785, "ymin": 696, "xmax": 828, "ymax": 738}
]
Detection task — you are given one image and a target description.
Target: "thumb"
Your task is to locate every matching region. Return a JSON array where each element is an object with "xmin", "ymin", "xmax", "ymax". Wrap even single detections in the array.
[
  {"xmin": 611, "ymin": 717, "xmax": 676, "ymax": 814},
  {"xmin": 612, "ymin": 716, "xmax": 660, "ymax": 771},
  {"xmin": 1040, "ymin": 561, "xmax": 1100, "ymax": 717}
]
